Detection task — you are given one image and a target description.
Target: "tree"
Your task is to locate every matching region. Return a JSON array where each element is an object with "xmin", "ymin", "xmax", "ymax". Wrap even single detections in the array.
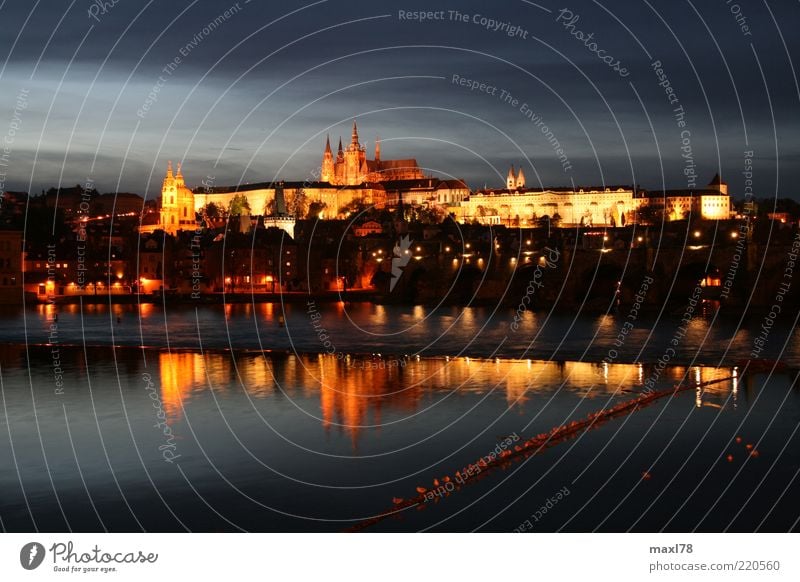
[
  {"xmin": 228, "ymin": 194, "xmax": 250, "ymax": 216},
  {"xmin": 204, "ymin": 202, "xmax": 222, "ymax": 218},
  {"xmin": 308, "ymin": 201, "xmax": 327, "ymax": 219},
  {"xmin": 339, "ymin": 199, "xmax": 369, "ymax": 217},
  {"xmin": 200, "ymin": 202, "xmax": 225, "ymax": 225},
  {"xmin": 288, "ymin": 188, "xmax": 308, "ymax": 219},
  {"xmin": 635, "ymin": 205, "xmax": 662, "ymax": 225}
]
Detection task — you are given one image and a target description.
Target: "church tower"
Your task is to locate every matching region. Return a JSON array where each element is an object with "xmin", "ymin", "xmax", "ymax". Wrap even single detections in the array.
[
  {"xmin": 320, "ymin": 135, "xmax": 335, "ymax": 183},
  {"xmin": 158, "ymin": 161, "xmax": 196, "ymax": 235},
  {"xmin": 343, "ymin": 120, "xmax": 366, "ymax": 185},
  {"xmin": 516, "ymin": 167, "xmax": 526, "ymax": 189},
  {"xmin": 160, "ymin": 161, "xmax": 178, "ymax": 233},
  {"xmin": 708, "ymin": 173, "xmax": 728, "ymax": 196},
  {"xmin": 506, "ymin": 165, "xmax": 516, "ymax": 189}
]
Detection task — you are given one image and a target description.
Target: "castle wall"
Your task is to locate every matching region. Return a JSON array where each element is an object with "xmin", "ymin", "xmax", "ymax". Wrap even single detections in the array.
[{"xmin": 459, "ymin": 189, "xmax": 643, "ymax": 226}]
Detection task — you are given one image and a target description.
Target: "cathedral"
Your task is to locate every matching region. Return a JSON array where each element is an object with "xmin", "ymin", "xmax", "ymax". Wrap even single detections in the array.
[{"xmin": 320, "ymin": 120, "xmax": 424, "ymax": 185}]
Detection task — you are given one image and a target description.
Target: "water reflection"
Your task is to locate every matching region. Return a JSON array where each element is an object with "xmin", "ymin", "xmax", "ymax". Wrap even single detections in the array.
[{"xmin": 147, "ymin": 347, "xmax": 740, "ymax": 443}]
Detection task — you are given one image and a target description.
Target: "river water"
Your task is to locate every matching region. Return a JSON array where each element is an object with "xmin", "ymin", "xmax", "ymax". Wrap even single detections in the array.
[{"xmin": 0, "ymin": 302, "xmax": 798, "ymax": 531}]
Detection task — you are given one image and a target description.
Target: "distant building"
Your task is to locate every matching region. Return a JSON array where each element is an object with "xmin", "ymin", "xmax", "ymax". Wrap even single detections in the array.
[
  {"xmin": 459, "ymin": 166, "xmax": 641, "ymax": 227},
  {"xmin": 382, "ymin": 178, "xmax": 469, "ymax": 206},
  {"xmin": 353, "ymin": 220, "xmax": 383, "ymax": 237},
  {"xmin": 0, "ymin": 229, "xmax": 22, "ymax": 303},
  {"xmin": 262, "ymin": 182, "xmax": 296, "ymax": 237},
  {"xmin": 138, "ymin": 233, "xmax": 172, "ymax": 293},
  {"xmin": 194, "ymin": 180, "xmax": 387, "ymax": 220},
  {"xmin": 320, "ymin": 121, "xmax": 424, "ymax": 185},
  {"xmin": 641, "ymin": 173, "xmax": 731, "ymax": 221},
  {"xmin": 768, "ymin": 212, "xmax": 791, "ymax": 223},
  {"xmin": 457, "ymin": 167, "xmax": 731, "ymax": 226},
  {"xmin": 140, "ymin": 162, "xmax": 197, "ymax": 235}
]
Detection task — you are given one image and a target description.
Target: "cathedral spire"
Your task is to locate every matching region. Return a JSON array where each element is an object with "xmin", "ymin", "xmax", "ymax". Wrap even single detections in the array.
[
  {"xmin": 166, "ymin": 160, "xmax": 173, "ymax": 178},
  {"xmin": 176, "ymin": 162, "xmax": 183, "ymax": 178},
  {"xmin": 506, "ymin": 164, "xmax": 515, "ymax": 189},
  {"xmin": 516, "ymin": 166, "xmax": 525, "ymax": 189},
  {"xmin": 375, "ymin": 136, "xmax": 381, "ymax": 162},
  {"xmin": 337, "ymin": 137, "xmax": 344, "ymax": 160},
  {"xmin": 321, "ymin": 135, "xmax": 335, "ymax": 183},
  {"xmin": 351, "ymin": 119, "xmax": 359, "ymax": 146}
]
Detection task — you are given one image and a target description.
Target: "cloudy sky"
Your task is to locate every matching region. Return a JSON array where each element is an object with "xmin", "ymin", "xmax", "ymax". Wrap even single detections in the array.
[{"xmin": 0, "ymin": 0, "xmax": 797, "ymax": 200}]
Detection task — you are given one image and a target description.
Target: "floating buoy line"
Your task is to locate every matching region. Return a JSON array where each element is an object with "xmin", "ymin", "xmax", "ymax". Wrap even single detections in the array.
[{"xmin": 347, "ymin": 373, "xmax": 740, "ymax": 532}]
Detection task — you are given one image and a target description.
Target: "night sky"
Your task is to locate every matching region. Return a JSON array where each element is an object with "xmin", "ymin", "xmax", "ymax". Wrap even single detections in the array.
[{"xmin": 0, "ymin": 0, "xmax": 797, "ymax": 200}]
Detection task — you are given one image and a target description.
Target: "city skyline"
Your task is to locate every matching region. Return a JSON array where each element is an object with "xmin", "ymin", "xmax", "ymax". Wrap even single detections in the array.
[{"xmin": 0, "ymin": 0, "xmax": 796, "ymax": 200}]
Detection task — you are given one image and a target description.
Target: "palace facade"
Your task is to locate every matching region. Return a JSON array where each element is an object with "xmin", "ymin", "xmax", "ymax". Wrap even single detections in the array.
[
  {"xmin": 453, "ymin": 167, "xmax": 731, "ymax": 226},
  {"xmin": 455, "ymin": 165, "xmax": 642, "ymax": 226}
]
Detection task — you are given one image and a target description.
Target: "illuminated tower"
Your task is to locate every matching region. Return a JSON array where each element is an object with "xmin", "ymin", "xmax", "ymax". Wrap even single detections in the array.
[
  {"xmin": 343, "ymin": 120, "xmax": 366, "ymax": 185},
  {"xmin": 320, "ymin": 135, "xmax": 335, "ymax": 183},
  {"xmin": 516, "ymin": 166, "xmax": 526, "ymax": 189},
  {"xmin": 263, "ymin": 181, "xmax": 295, "ymax": 237},
  {"xmin": 506, "ymin": 165, "xmax": 516, "ymax": 189},
  {"xmin": 159, "ymin": 161, "xmax": 196, "ymax": 235}
]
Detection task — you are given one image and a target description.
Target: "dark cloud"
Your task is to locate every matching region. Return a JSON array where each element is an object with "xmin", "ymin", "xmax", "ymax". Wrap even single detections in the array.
[{"xmin": 0, "ymin": 0, "xmax": 797, "ymax": 198}]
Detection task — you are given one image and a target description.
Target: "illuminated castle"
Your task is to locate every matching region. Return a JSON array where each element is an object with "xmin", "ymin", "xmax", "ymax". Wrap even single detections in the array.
[{"xmin": 320, "ymin": 120, "xmax": 424, "ymax": 185}]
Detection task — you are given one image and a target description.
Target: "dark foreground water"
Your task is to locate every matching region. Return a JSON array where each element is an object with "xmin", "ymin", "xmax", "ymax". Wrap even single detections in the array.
[{"xmin": 0, "ymin": 303, "xmax": 798, "ymax": 532}]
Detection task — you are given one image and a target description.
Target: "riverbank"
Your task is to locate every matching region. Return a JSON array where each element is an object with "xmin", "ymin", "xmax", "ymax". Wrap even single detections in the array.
[{"xmin": 35, "ymin": 289, "xmax": 381, "ymax": 305}]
